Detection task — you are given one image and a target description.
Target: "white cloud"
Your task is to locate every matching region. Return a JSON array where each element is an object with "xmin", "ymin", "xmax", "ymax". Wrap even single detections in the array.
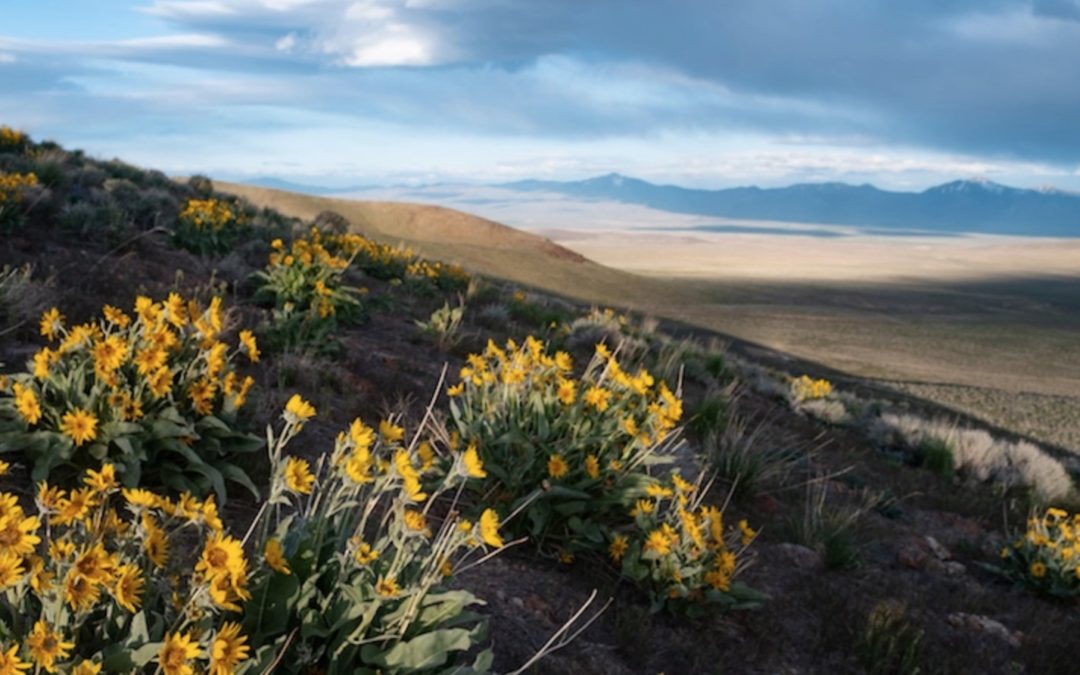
[
  {"xmin": 275, "ymin": 32, "xmax": 298, "ymax": 51},
  {"xmin": 344, "ymin": 35, "xmax": 432, "ymax": 66},
  {"xmin": 0, "ymin": 53, "xmax": 15, "ymax": 64}
]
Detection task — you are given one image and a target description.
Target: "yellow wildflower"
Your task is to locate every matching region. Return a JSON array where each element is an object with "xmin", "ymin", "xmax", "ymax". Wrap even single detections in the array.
[
  {"xmin": 210, "ymin": 622, "xmax": 249, "ymax": 675},
  {"xmin": 548, "ymin": 453, "xmax": 569, "ymax": 478},
  {"xmin": 479, "ymin": 509, "xmax": 504, "ymax": 548},
  {"xmin": 60, "ymin": 408, "xmax": 98, "ymax": 447},
  {"xmin": 264, "ymin": 538, "xmax": 291, "ymax": 575},
  {"xmin": 283, "ymin": 457, "xmax": 315, "ymax": 495},
  {"xmin": 284, "ymin": 394, "xmax": 316, "ymax": 426},
  {"xmin": 159, "ymin": 632, "xmax": 201, "ymax": 675}
]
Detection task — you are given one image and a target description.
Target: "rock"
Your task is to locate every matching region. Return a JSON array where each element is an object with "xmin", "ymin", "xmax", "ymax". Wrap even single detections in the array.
[
  {"xmin": 774, "ymin": 543, "xmax": 824, "ymax": 570},
  {"xmin": 898, "ymin": 538, "xmax": 930, "ymax": 569},
  {"xmin": 947, "ymin": 613, "xmax": 1022, "ymax": 649},
  {"xmin": 943, "ymin": 561, "xmax": 967, "ymax": 576},
  {"xmin": 925, "ymin": 535, "xmax": 951, "ymax": 561}
]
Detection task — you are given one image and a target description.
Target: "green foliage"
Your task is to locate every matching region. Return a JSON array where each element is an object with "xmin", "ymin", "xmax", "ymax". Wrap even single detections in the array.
[
  {"xmin": 0, "ymin": 466, "xmax": 258, "ymax": 674},
  {"xmin": 919, "ymin": 438, "xmax": 955, "ymax": 479},
  {"xmin": 998, "ymin": 507, "xmax": 1080, "ymax": 599},
  {"xmin": 787, "ymin": 479, "xmax": 868, "ymax": 571},
  {"xmin": 415, "ymin": 299, "xmax": 465, "ymax": 350},
  {"xmin": 254, "ymin": 227, "xmax": 367, "ymax": 351},
  {"xmin": 609, "ymin": 472, "xmax": 765, "ymax": 614},
  {"xmin": 241, "ymin": 402, "xmax": 499, "ymax": 673},
  {"xmin": 855, "ymin": 602, "xmax": 925, "ymax": 675},
  {"xmin": 0, "ymin": 294, "xmax": 262, "ymax": 500},
  {"xmin": 174, "ymin": 197, "xmax": 250, "ymax": 256},
  {"xmin": 687, "ymin": 395, "xmax": 729, "ymax": 439},
  {"xmin": 0, "ymin": 170, "xmax": 39, "ymax": 231},
  {"xmin": 508, "ymin": 292, "xmax": 572, "ymax": 330},
  {"xmin": 702, "ymin": 412, "xmax": 804, "ymax": 501},
  {"xmin": 445, "ymin": 336, "xmax": 682, "ymax": 551}
]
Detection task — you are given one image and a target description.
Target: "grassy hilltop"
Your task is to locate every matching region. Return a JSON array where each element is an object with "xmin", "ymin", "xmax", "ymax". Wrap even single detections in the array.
[{"xmin": 0, "ymin": 130, "xmax": 1078, "ymax": 673}]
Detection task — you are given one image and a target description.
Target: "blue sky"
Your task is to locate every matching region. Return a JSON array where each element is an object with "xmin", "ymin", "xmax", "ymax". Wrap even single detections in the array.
[{"xmin": 3, "ymin": 0, "xmax": 1080, "ymax": 190}]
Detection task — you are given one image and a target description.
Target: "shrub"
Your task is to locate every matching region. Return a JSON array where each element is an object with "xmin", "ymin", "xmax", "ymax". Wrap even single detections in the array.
[
  {"xmin": 0, "ymin": 126, "xmax": 29, "ymax": 154},
  {"xmin": 174, "ymin": 198, "xmax": 249, "ymax": 256},
  {"xmin": 0, "ymin": 294, "xmax": 262, "ymax": 499},
  {"xmin": 0, "ymin": 265, "xmax": 53, "ymax": 336},
  {"xmin": 312, "ymin": 209, "xmax": 350, "ymax": 234},
  {"xmin": 919, "ymin": 438, "xmax": 954, "ymax": 478},
  {"xmin": 790, "ymin": 375, "xmax": 832, "ymax": 403},
  {"xmin": 187, "ymin": 174, "xmax": 214, "ymax": 197},
  {"xmin": 798, "ymin": 398, "xmax": 851, "ymax": 426},
  {"xmin": 998, "ymin": 507, "xmax": 1080, "ymax": 598},
  {"xmin": 241, "ymin": 397, "xmax": 500, "ymax": 672},
  {"xmin": 0, "ymin": 397, "xmax": 505, "ymax": 672},
  {"xmin": 855, "ymin": 601, "xmax": 925, "ymax": 675},
  {"xmin": 607, "ymin": 471, "xmax": 764, "ymax": 614},
  {"xmin": 415, "ymin": 299, "xmax": 465, "ymax": 350},
  {"xmin": 874, "ymin": 413, "xmax": 1073, "ymax": 501},
  {"xmin": 57, "ymin": 192, "xmax": 129, "ymax": 241},
  {"xmin": 342, "ymin": 232, "xmax": 469, "ymax": 292},
  {"xmin": 703, "ymin": 413, "xmax": 806, "ymax": 501},
  {"xmin": 787, "ymin": 479, "xmax": 870, "ymax": 570},
  {"xmin": 0, "ymin": 465, "xmax": 250, "ymax": 671},
  {"xmin": 687, "ymin": 394, "xmax": 729, "ymax": 439},
  {"xmin": 0, "ymin": 171, "xmax": 39, "ymax": 230},
  {"xmin": 254, "ymin": 227, "xmax": 367, "ymax": 351},
  {"xmin": 445, "ymin": 336, "xmax": 682, "ymax": 550}
]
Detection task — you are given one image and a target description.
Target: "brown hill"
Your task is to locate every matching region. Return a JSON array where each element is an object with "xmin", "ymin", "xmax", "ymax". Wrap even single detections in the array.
[{"xmin": 218, "ymin": 182, "xmax": 674, "ymax": 307}]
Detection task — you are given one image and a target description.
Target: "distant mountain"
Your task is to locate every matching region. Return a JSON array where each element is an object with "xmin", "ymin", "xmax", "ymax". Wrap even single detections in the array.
[{"xmin": 500, "ymin": 174, "xmax": 1080, "ymax": 236}]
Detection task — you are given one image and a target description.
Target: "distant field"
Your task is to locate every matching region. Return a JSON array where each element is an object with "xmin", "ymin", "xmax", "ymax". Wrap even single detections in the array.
[
  {"xmin": 223, "ymin": 182, "xmax": 1080, "ymax": 453},
  {"xmin": 553, "ymin": 230, "xmax": 1080, "ymax": 452}
]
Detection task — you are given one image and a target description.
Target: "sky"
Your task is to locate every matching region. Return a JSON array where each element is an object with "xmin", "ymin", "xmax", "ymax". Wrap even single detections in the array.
[{"xmin": 2, "ymin": 0, "xmax": 1080, "ymax": 190}]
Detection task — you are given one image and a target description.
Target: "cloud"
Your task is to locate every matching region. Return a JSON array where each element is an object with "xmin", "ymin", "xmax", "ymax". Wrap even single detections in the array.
[{"xmin": 3, "ymin": 0, "xmax": 1080, "ymax": 187}]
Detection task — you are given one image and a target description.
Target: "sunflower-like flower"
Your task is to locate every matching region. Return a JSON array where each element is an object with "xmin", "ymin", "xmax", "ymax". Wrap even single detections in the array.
[
  {"xmin": 159, "ymin": 632, "xmax": 201, "ymax": 675},
  {"xmin": 375, "ymin": 576, "xmax": 400, "ymax": 598},
  {"xmin": 84, "ymin": 464, "xmax": 118, "ymax": 493},
  {"xmin": 12, "ymin": 383, "xmax": 41, "ymax": 425},
  {"xmin": 26, "ymin": 620, "xmax": 73, "ymax": 673},
  {"xmin": 461, "ymin": 444, "xmax": 487, "ymax": 479},
  {"xmin": 112, "ymin": 564, "xmax": 144, "ymax": 612},
  {"xmin": 264, "ymin": 538, "xmax": 291, "ymax": 575},
  {"xmin": 547, "ymin": 454, "xmax": 569, "ymax": 479},
  {"xmin": 0, "ymin": 644, "xmax": 30, "ymax": 675},
  {"xmin": 479, "ymin": 509, "xmax": 504, "ymax": 548},
  {"xmin": 283, "ymin": 457, "xmax": 315, "ymax": 495},
  {"xmin": 59, "ymin": 408, "xmax": 98, "ymax": 447},
  {"xmin": 0, "ymin": 551, "xmax": 24, "ymax": 590},
  {"xmin": 210, "ymin": 622, "xmax": 250, "ymax": 675},
  {"xmin": 238, "ymin": 330, "xmax": 260, "ymax": 363},
  {"xmin": 39, "ymin": 308, "xmax": 63, "ymax": 341},
  {"xmin": 0, "ymin": 509, "xmax": 40, "ymax": 557},
  {"xmin": 283, "ymin": 394, "xmax": 316, "ymax": 427}
]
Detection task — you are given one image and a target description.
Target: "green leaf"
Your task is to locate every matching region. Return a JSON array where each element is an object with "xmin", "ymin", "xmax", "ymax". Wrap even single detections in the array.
[{"xmin": 363, "ymin": 627, "xmax": 474, "ymax": 671}]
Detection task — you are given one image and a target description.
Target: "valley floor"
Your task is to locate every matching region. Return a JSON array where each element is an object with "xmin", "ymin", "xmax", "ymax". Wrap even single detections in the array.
[{"xmin": 545, "ymin": 229, "xmax": 1080, "ymax": 455}]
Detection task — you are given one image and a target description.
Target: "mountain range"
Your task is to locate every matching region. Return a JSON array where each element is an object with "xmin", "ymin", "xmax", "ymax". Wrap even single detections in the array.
[{"xmin": 500, "ymin": 174, "xmax": 1080, "ymax": 236}]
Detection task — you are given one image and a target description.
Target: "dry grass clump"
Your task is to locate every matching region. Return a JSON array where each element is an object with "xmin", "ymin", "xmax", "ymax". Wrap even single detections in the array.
[
  {"xmin": 0, "ymin": 265, "xmax": 54, "ymax": 336},
  {"xmin": 874, "ymin": 413, "xmax": 1074, "ymax": 501}
]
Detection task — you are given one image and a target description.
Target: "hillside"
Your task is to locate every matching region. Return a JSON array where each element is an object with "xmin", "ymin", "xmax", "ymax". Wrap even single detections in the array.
[
  {"xmin": 501, "ymin": 174, "xmax": 1080, "ymax": 236},
  {"xmin": 218, "ymin": 181, "xmax": 676, "ymax": 308},
  {"xmin": 1, "ymin": 134, "xmax": 1078, "ymax": 673}
]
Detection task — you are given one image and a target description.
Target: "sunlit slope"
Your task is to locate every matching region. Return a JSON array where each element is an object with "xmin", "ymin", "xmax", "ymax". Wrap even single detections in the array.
[{"xmin": 219, "ymin": 181, "xmax": 677, "ymax": 307}]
